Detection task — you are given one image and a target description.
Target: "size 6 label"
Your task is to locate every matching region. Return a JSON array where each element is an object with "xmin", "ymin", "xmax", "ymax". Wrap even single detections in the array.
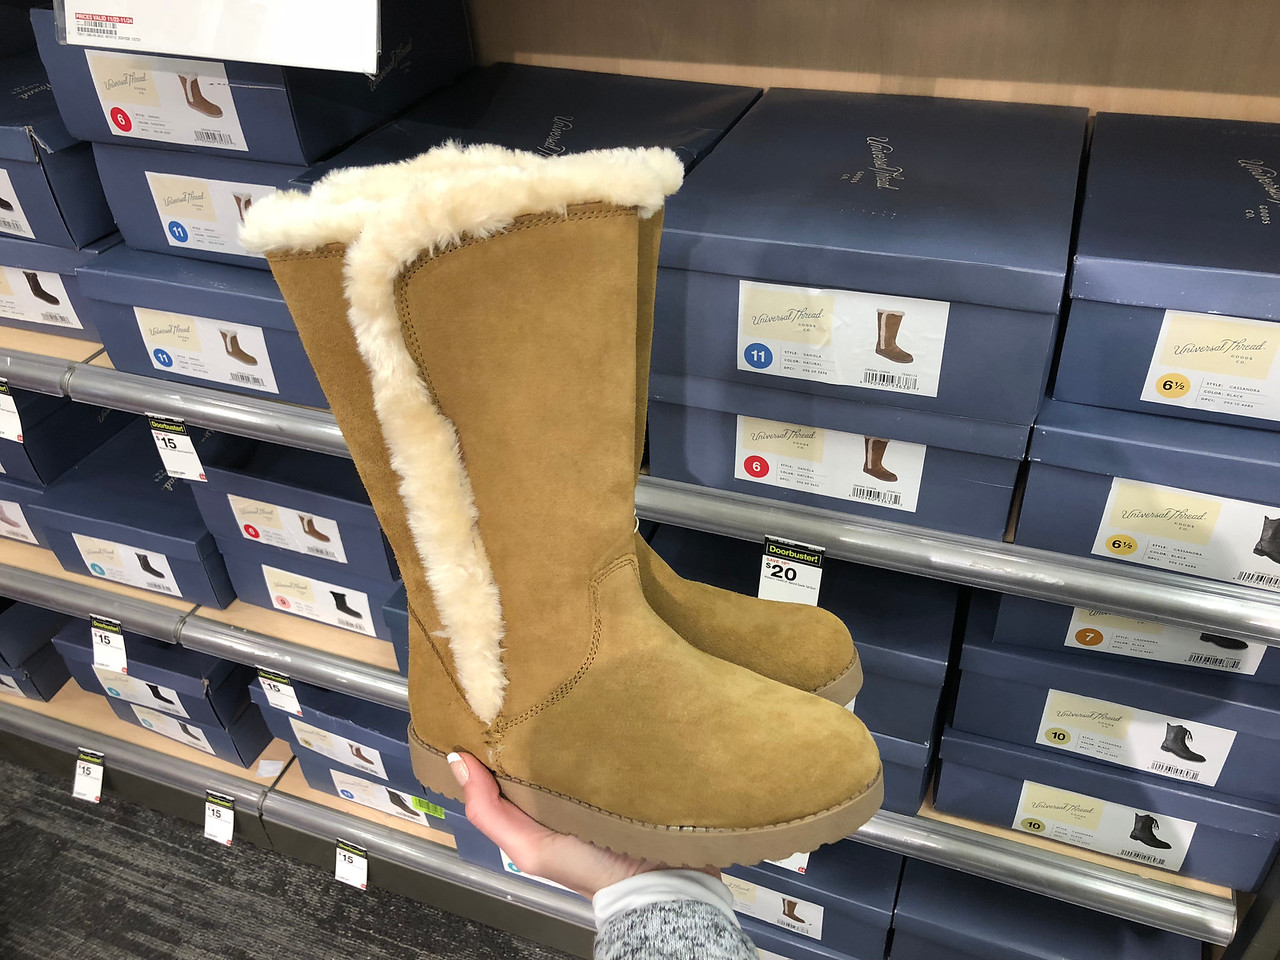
[
  {"xmin": 0, "ymin": 168, "xmax": 34, "ymax": 239},
  {"xmin": 722, "ymin": 874, "xmax": 824, "ymax": 939},
  {"xmin": 1093, "ymin": 478, "xmax": 1280, "ymax": 592},
  {"xmin": 1037, "ymin": 689, "xmax": 1236, "ymax": 786},
  {"xmin": 90, "ymin": 616, "xmax": 128, "ymax": 674},
  {"xmin": 0, "ymin": 267, "xmax": 82, "ymax": 330},
  {"xmin": 204, "ymin": 791, "xmax": 234, "ymax": 845},
  {"xmin": 289, "ymin": 717, "xmax": 387, "ymax": 780},
  {"xmin": 73, "ymin": 749, "xmax": 104, "ymax": 803},
  {"xmin": 263, "ymin": 564, "xmax": 374, "ymax": 636},
  {"xmin": 1143, "ymin": 310, "xmax": 1280, "ymax": 422},
  {"xmin": 256, "ymin": 669, "xmax": 303, "ymax": 715},
  {"xmin": 137, "ymin": 308, "xmax": 279, "ymax": 394},
  {"xmin": 757, "ymin": 538, "xmax": 824, "ymax": 605},
  {"xmin": 85, "ymin": 50, "xmax": 247, "ymax": 152},
  {"xmin": 330, "ymin": 769, "xmax": 445, "ymax": 824},
  {"xmin": 74, "ymin": 533, "xmax": 179, "ymax": 596},
  {"xmin": 132, "ymin": 704, "xmax": 214, "ymax": 754},
  {"xmin": 0, "ymin": 673, "xmax": 27, "ymax": 698},
  {"xmin": 94, "ymin": 665, "xmax": 188, "ymax": 717},
  {"xmin": 1066, "ymin": 608, "xmax": 1267, "ymax": 675},
  {"xmin": 148, "ymin": 416, "xmax": 206, "ymax": 481},
  {"xmin": 1014, "ymin": 780, "xmax": 1195, "ymax": 872},
  {"xmin": 739, "ymin": 279, "xmax": 949, "ymax": 397},
  {"xmin": 0, "ymin": 499, "xmax": 39, "ymax": 544},
  {"xmin": 144, "ymin": 173, "xmax": 275, "ymax": 258},
  {"xmin": 735, "ymin": 415, "xmax": 925, "ymax": 512},
  {"xmin": 230, "ymin": 495, "xmax": 347, "ymax": 563},
  {"xmin": 335, "ymin": 839, "xmax": 368, "ymax": 890}
]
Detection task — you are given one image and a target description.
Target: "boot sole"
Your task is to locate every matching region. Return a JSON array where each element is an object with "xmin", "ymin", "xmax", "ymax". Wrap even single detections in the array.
[
  {"xmin": 410, "ymin": 726, "xmax": 883, "ymax": 867},
  {"xmin": 812, "ymin": 654, "xmax": 862, "ymax": 706}
]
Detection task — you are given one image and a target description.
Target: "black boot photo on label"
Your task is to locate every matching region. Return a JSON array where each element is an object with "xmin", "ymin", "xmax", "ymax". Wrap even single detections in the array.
[
  {"xmin": 136, "ymin": 553, "xmax": 166, "ymax": 579},
  {"xmin": 1160, "ymin": 722, "xmax": 1206, "ymax": 763},
  {"xmin": 1254, "ymin": 516, "xmax": 1280, "ymax": 565},
  {"xmin": 219, "ymin": 329, "xmax": 258, "ymax": 366},
  {"xmin": 23, "ymin": 271, "xmax": 59, "ymax": 305},
  {"xmin": 179, "ymin": 74, "xmax": 223, "ymax": 118},
  {"xmin": 332, "ymin": 591, "xmax": 362, "ymax": 619},
  {"xmin": 1200, "ymin": 632, "xmax": 1249, "ymax": 651},
  {"xmin": 0, "ymin": 195, "xmax": 12, "ymax": 211},
  {"xmin": 1129, "ymin": 813, "xmax": 1172, "ymax": 850},
  {"xmin": 386, "ymin": 788, "xmax": 420, "ymax": 817},
  {"xmin": 349, "ymin": 742, "xmax": 375, "ymax": 765},
  {"xmin": 146, "ymin": 683, "xmax": 176, "ymax": 705},
  {"xmin": 781, "ymin": 899, "xmax": 806, "ymax": 924},
  {"xmin": 874, "ymin": 309, "xmax": 913, "ymax": 364},
  {"xmin": 300, "ymin": 514, "xmax": 331, "ymax": 542},
  {"xmin": 862, "ymin": 436, "xmax": 898, "ymax": 483},
  {"xmin": 177, "ymin": 720, "xmax": 201, "ymax": 741}
]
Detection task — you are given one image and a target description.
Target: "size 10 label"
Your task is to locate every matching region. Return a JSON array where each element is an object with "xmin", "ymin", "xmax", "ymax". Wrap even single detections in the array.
[
  {"xmin": 289, "ymin": 717, "xmax": 387, "ymax": 780},
  {"xmin": 0, "ymin": 499, "xmax": 39, "ymax": 545},
  {"xmin": 757, "ymin": 538, "xmax": 824, "ymax": 605},
  {"xmin": 0, "ymin": 267, "xmax": 83, "ymax": 330},
  {"xmin": 131, "ymin": 704, "xmax": 214, "ymax": 754},
  {"xmin": 256, "ymin": 669, "xmax": 302, "ymax": 715},
  {"xmin": 335, "ymin": 840, "xmax": 368, "ymax": 890},
  {"xmin": 722, "ymin": 874, "xmax": 824, "ymax": 939},
  {"xmin": 73, "ymin": 748, "xmax": 104, "ymax": 803},
  {"xmin": 0, "ymin": 380, "xmax": 23, "ymax": 443},
  {"xmin": 0, "ymin": 168, "xmax": 34, "ymax": 239},
  {"xmin": 1065, "ymin": 608, "xmax": 1267, "ymax": 675},
  {"xmin": 330, "ymin": 769, "xmax": 445, "ymax": 825},
  {"xmin": 93, "ymin": 665, "xmax": 188, "ymax": 717},
  {"xmin": 204, "ymin": 791, "xmax": 234, "ymax": 845},
  {"xmin": 137, "ymin": 308, "xmax": 278, "ymax": 394},
  {"xmin": 148, "ymin": 415, "xmax": 206, "ymax": 481},
  {"xmin": 74, "ymin": 533, "xmax": 179, "ymax": 596},
  {"xmin": 229, "ymin": 494, "xmax": 347, "ymax": 563},
  {"xmin": 262, "ymin": 564, "xmax": 374, "ymax": 636},
  {"xmin": 91, "ymin": 616, "xmax": 128, "ymax": 674}
]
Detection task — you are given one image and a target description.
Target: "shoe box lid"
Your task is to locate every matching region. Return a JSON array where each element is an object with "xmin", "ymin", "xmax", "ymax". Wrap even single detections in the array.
[
  {"xmin": 1029, "ymin": 398, "xmax": 1280, "ymax": 504},
  {"xmin": 0, "ymin": 54, "xmax": 80, "ymax": 163},
  {"xmin": 0, "ymin": 600, "xmax": 71, "ymax": 670},
  {"xmin": 298, "ymin": 62, "xmax": 760, "ymax": 186},
  {"xmin": 51, "ymin": 618, "xmax": 240, "ymax": 693},
  {"xmin": 740, "ymin": 917, "xmax": 865, "ymax": 960},
  {"xmin": 660, "ymin": 89, "xmax": 1087, "ymax": 316},
  {"xmin": 893, "ymin": 859, "xmax": 1201, "ymax": 960},
  {"xmin": 0, "ymin": 230, "xmax": 120, "ymax": 275},
  {"xmin": 0, "ymin": 640, "xmax": 68, "ymax": 701},
  {"xmin": 77, "ymin": 246, "xmax": 296, "ymax": 333},
  {"xmin": 1074, "ymin": 113, "xmax": 1280, "ymax": 319}
]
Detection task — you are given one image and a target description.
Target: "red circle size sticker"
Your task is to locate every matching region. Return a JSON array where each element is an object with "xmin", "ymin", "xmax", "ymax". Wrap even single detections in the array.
[
  {"xmin": 274, "ymin": 595, "xmax": 291, "ymax": 609},
  {"xmin": 110, "ymin": 107, "xmax": 133, "ymax": 132},
  {"xmin": 743, "ymin": 455, "xmax": 770, "ymax": 478},
  {"xmin": 243, "ymin": 524, "xmax": 260, "ymax": 539}
]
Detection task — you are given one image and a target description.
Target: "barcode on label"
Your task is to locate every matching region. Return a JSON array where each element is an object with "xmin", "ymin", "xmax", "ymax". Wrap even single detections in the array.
[
  {"xmin": 0, "ymin": 218, "xmax": 23, "ymax": 233},
  {"xmin": 862, "ymin": 370, "xmax": 919, "ymax": 391},
  {"xmin": 1119, "ymin": 849, "xmax": 1168, "ymax": 866},
  {"xmin": 40, "ymin": 312, "xmax": 75, "ymax": 327},
  {"xmin": 229, "ymin": 372, "xmax": 266, "ymax": 386},
  {"xmin": 309, "ymin": 548, "xmax": 338, "ymax": 560},
  {"xmin": 194, "ymin": 130, "xmax": 235, "ymax": 145},
  {"xmin": 77, "ymin": 24, "xmax": 118, "ymax": 36},
  {"xmin": 850, "ymin": 485, "xmax": 902, "ymax": 506},
  {"xmin": 1150, "ymin": 761, "xmax": 1200, "ymax": 781},
  {"xmin": 1188, "ymin": 653, "xmax": 1242, "ymax": 669},
  {"xmin": 1235, "ymin": 570, "xmax": 1280, "ymax": 588},
  {"xmin": 336, "ymin": 618, "xmax": 362, "ymax": 632}
]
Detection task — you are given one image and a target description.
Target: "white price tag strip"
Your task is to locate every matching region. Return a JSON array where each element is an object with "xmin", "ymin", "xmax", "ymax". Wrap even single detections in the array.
[
  {"xmin": 335, "ymin": 839, "xmax": 368, "ymax": 890},
  {"xmin": 257, "ymin": 669, "xmax": 303, "ymax": 716},
  {"xmin": 0, "ymin": 379, "xmax": 23, "ymax": 443},
  {"xmin": 757, "ymin": 538, "xmax": 824, "ymax": 605},
  {"xmin": 148, "ymin": 415, "xmax": 206, "ymax": 481},
  {"xmin": 91, "ymin": 615, "xmax": 128, "ymax": 674},
  {"xmin": 204, "ymin": 790, "xmax": 234, "ymax": 845},
  {"xmin": 73, "ymin": 748, "xmax": 105, "ymax": 803}
]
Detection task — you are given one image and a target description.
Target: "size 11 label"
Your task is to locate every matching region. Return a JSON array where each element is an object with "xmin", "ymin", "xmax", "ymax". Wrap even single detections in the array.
[
  {"xmin": 137, "ymin": 308, "xmax": 279, "ymax": 394},
  {"xmin": 263, "ymin": 564, "xmax": 374, "ymax": 636},
  {"xmin": 1093, "ymin": 477, "xmax": 1280, "ymax": 592},
  {"xmin": 74, "ymin": 533, "xmax": 179, "ymax": 596},
  {"xmin": 1065, "ymin": 608, "xmax": 1267, "ymax": 675},
  {"xmin": 335, "ymin": 839, "xmax": 368, "ymax": 890},
  {"xmin": 738, "ymin": 279, "xmax": 949, "ymax": 397},
  {"xmin": 735, "ymin": 415, "xmax": 925, "ymax": 512},
  {"xmin": 229, "ymin": 494, "xmax": 347, "ymax": 563},
  {"xmin": 256, "ymin": 669, "xmax": 302, "ymax": 715},
  {"xmin": 1013, "ymin": 779, "xmax": 1195, "ymax": 872},
  {"xmin": 132, "ymin": 704, "xmax": 214, "ymax": 754},
  {"xmin": 204, "ymin": 790, "xmax": 234, "ymax": 845},
  {"xmin": 330, "ymin": 769, "xmax": 445, "ymax": 825},
  {"xmin": 722, "ymin": 874, "xmax": 824, "ymax": 939},
  {"xmin": 1037, "ymin": 689, "xmax": 1236, "ymax": 786},
  {"xmin": 757, "ymin": 538, "xmax": 824, "ymax": 605},
  {"xmin": 0, "ymin": 673, "xmax": 27, "ymax": 698},
  {"xmin": 93, "ymin": 665, "xmax": 188, "ymax": 717},
  {"xmin": 148, "ymin": 415, "xmax": 206, "ymax": 481},
  {"xmin": 73, "ymin": 748, "xmax": 104, "ymax": 803},
  {"xmin": 0, "ymin": 168, "xmax": 34, "ymax": 239},
  {"xmin": 0, "ymin": 499, "xmax": 39, "ymax": 544},
  {"xmin": 0, "ymin": 267, "xmax": 82, "ymax": 330},
  {"xmin": 90, "ymin": 616, "xmax": 128, "ymax": 674},
  {"xmin": 0, "ymin": 379, "xmax": 23, "ymax": 443},
  {"xmin": 144, "ymin": 173, "xmax": 276, "ymax": 259},
  {"xmin": 289, "ymin": 717, "xmax": 387, "ymax": 780}
]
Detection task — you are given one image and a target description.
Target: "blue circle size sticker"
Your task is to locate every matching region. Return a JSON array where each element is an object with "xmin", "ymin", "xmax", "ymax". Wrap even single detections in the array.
[
  {"xmin": 744, "ymin": 342, "xmax": 773, "ymax": 369},
  {"xmin": 106, "ymin": 687, "xmax": 121, "ymax": 697},
  {"xmin": 153, "ymin": 348, "xmax": 174, "ymax": 368},
  {"xmin": 90, "ymin": 563, "xmax": 105, "ymax": 576},
  {"xmin": 167, "ymin": 220, "xmax": 189, "ymax": 243},
  {"xmin": 141, "ymin": 718, "xmax": 154, "ymax": 728},
  {"xmin": 340, "ymin": 789, "xmax": 355, "ymax": 799}
]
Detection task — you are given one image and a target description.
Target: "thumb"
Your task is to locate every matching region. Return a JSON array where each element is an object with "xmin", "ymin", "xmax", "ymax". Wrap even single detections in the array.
[{"xmin": 447, "ymin": 751, "xmax": 553, "ymax": 851}]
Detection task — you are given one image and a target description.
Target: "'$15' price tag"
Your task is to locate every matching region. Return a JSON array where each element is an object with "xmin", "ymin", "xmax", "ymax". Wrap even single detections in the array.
[
  {"xmin": 148, "ymin": 415, "xmax": 206, "ymax": 482},
  {"xmin": 73, "ymin": 748, "xmax": 104, "ymax": 803},
  {"xmin": 205, "ymin": 791, "xmax": 235, "ymax": 845}
]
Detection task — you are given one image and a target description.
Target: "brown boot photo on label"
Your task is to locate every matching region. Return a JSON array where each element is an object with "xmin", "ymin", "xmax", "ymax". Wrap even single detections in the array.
[
  {"xmin": 862, "ymin": 437, "xmax": 898, "ymax": 483},
  {"xmin": 875, "ymin": 309, "xmax": 913, "ymax": 363},
  {"xmin": 299, "ymin": 514, "xmax": 331, "ymax": 542},
  {"xmin": 781, "ymin": 899, "xmax": 806, "ymax": 923},
  {"xmin": 179, "ymin": 74, "xmax": 223, "ymax": 118},
  {"xmin": 234, "ymin": 193, "xmax": 254, "ymax": 224},
  {"xmin": 219, "ymin": 329, "xmax": 258, "ymax": 366}
]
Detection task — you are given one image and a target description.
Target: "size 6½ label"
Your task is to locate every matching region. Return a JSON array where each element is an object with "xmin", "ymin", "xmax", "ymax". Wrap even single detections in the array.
[
  {"xmin": 0, "ymin": 168, "xmax": 34, "ymax": 239},
  {"xmin": 85, "ymin": 50, "xmax": 247, "ymax": 151},
  {"xmin": 1066, "ymin": 608, "xmax": 1267, "ymax": 675},
  {"xmin": 739, "ymin": 279, "xmax": 949, "ymax": 397},
  {"xmin": 138, "ymin": 308, "xmax": 278, "ymax": 394},
  {"xmin": 1093, "ymin": 477, "xmax": 1280, "ymax": 592},
  {"xmin": 73, "ymin": 749, "xmax": 105, "ymax": 803},
  {"xmin": 289, "ymin": 717, "xmax": 388, "ymax": 780},
  {"xmin": 144, "ymin": 173, "xmax": 276, "ymax": 258},
  {"xmin": 256, "ymin": 669, "xmax": 302, "ymax": 715},
  {"xmin": 1014, "ymin": 780, "xmax": 1195, "ymax": 871},
  {"xmin": 0, "ymin": 380, "xmax": 22, "ymax": 444},
  {"xmin": 0, "ymin": 499, "xmax": 39, "ymax": 545},
  {"xmin": 93, "ymin": 665, "xmax": 188, "ymax": 717},
  {"xmin": 1142, "ymin": 310, "xmax": 1280, "ymax": 422},
  {"xmin": 148, "ymin": 416, "xmax": 206, "ymax": 481},
  {"xmin": 204, "ymin": 791, "xmax": 234, "ymax": 845},
  {"xmin": 230, "ymin": 494, "xmax": 347, "ymax": 563},
  {"xmin": 90, "ymin": 615, "xmax": 128, "ymax": 674},
  {"xmin": 335, "ymin": 840, "xmax": 368, "ymax": 890},
  {"xmin": 758, "ymin": 538, "xmax": 824, "ymax": 605},
  {"xmin": 74, "ymin": 533, "xmax": 179, "ymax": 596},
  {"xmin": 263, "ymin": 564, "xmax": 374, "ymax": 636},
  {"xmin": 1037, "ymin": 689, "xmax": 1236, "ymax": 786},
  {"xmin": 0, "ymin": 267, "xmax": 82, "ymax": 330},
  {"xmin": 735, "ymin": 415, "xmax": 925, "ymax": 513},
  {"xmin": 721, "ymin": 874, "xmax": 824, "ymax": 939},
  {"xmin": 132, "ymin": 704, "xmax": 214, "ymax": 754},
  {"xmin": 330, "ymin": 769, "xmax": 445, "ymax": 825}
]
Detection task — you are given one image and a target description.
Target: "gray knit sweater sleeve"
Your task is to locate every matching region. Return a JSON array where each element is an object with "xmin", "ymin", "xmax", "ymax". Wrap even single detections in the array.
[{"xmin": 594, "ymin": 900, "xmax": 759, "ymax": 960}]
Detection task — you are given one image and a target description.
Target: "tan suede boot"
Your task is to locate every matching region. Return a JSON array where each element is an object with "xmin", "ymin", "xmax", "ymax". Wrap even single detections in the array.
[{"xmin": 242, "ymin": 146, "xmax": 882, "ymax": 866}]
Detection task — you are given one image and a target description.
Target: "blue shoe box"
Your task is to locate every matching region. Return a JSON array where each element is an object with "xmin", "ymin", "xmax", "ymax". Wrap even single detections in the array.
[
  {"xmin": 1056, "ymin": 113, "xmax": 1280, "ymax": 432},
  {"xmin": 191, "ymin": 441, "xmax": 396, "ymax": 581},
  {"xmin": 890, "ymin": 859, "xmax": 1201, "ymax": 960},
  {"xmin": 0, "ymin": 388, "xmax": 133, "ymax": 485},
  {"xmin": 742, "ymin": 918, "xmax": 872, "ymax": 960},
  {"xmin": 384, "ymin": 584, "xmax": 409, "ymax": 676},
  {"xmin": 77, "ymin": 247, "xmax": 326, "ymax": 405},
  {"xmin": 0, "ymin": 640, "xmax": 70, "ymax": 701},
  {"xmin": 0, "ymin": 474, "xmax": 50, "ymax": 547},
  {"xmin": 0, "ymin": 54, "xmax": 115, "ymax": 248},
  {"xmin": 874, "ymin": 732, "xmax": 933, "ymax": 817},
  {"xmin": 292, "ymin": 749, "xmax": 458, "ymax": 831},
  {"xmin": 0, "ymin": 231, "xmax": 120, "ymax": 340},
  {"xmin": 935, "ymin": 727, "xmax": 1280, "ymax": 891},
  {"xmin": 27, "ymin": 419, "xmax": 239, "ymax": 607},
  {"xmin": 51, "ymin": 619, "xmax": 252, "ymax": 728},
  {"xmin": 649, "ymin": 374, "xmax": 1027, "ymax": 540},
  {"xmin": 0, "ymin": 600, "xmax": 71, "ymax": 670},
  {"xmin": 30, "ymin": 4, "xmax": 471, "ymax": 165},
  {"xmin": 104, "ymin": 690, "xmax": 272, "ymax": 767},
  {"xmin": 722, "ymin": 839, "xmax": 901, "ymax": 955},
  {"xmin": 655, "ymin": 89, "xmax": 1086, "ymax": 426},
  {"xmin": 445, "ymin": 810, "xmax": 584, "ymax": 896}
]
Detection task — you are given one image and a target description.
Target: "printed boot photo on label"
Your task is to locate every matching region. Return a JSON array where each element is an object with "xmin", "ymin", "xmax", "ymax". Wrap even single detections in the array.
[
  {"xmin": 349, "ymin": 742, "xmax": 376, "ymax": 765},
  {"xmin": 386, "ymin": 788, "xmax": 421, "ymax": 818},
  {"xmin": 0, "ymin": 196, "xmax": 11, "ymax": 211},
  {"xmin": 23, "ymin": 271, "xmax": 59, "ymax": 306},
  {"xmin": 1254, "ymin": 516, "xmax": 1280, "ymax": 564},
  {"xmin": 1161, "ymin": 723, "xmax": 1207, "ymax": 763},
  {"xmin": 862, "ymin": 437, "xmax": 898, "ymax": 482},
  {"xmin": 177, "ymin": 720, "xmax": 201, "ymax": 741},
  {"xmin": 178, "ymin": 75, "xmax": 223, "ymax": 118},
  {"xmin": 1201, "ymin": 632, "xmax": 1250, "ymax": 651},
  {"xmin": 233, "ymin": 193, "xmax": 253, "ymax": 224},
  {"xmin": 136, "ymin": 553, "xmax": 166, "ymax": 579},
  {"xmin": 0, "ymin": 504, "xmax": 20, "ymax": 528},
  {"xmin": 332, "ymin": 591, "xmax": 362, "ymax": 619},
  {"xmin": 874, "ymin": 309, "xmax": 913, "ymax": 364},
  {"xmin": 300, "ymin": 515, "xmax": 330, "ymax": 542},
  {"xmin": 220, "ymin": 329, "xmax": 258, "ymax": 366},
  {"xmin": 146, "ymin": 683, "xmax": 176, "ymax": 705},
  {"xmin": 1129, "ymin": 813, "xmax": 1172, "ymax": 850},
  {"xmin": 781, "ymin": 899, "xmax": 806, "ymax": 924}
]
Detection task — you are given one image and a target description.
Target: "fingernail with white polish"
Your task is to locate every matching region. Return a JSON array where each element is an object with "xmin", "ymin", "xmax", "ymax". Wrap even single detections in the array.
[{"xmin": 447, "ymin": 752, "xmax": 469, "ymax": 786}]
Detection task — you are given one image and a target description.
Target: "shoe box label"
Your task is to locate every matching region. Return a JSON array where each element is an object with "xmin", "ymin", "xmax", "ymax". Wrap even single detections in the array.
[
  {"xmin": 329, "ymin": 768, "xmax": 444, "ymax": 824},
  {"xmin": 498, "ymin": 847, "xmax": 575, "ymax": 891},
  {"xmin": 130, "ymin": 703, "xmax": 214, "ymax": 754},
  {"xmin": 143, "ymin": 172, "xmax": 276, "ymax": 259},
  {"xmin": 261, "ymin": 564, "xmax": 374, "ymax": 636},
  {"xmin": 136, "ymin": 307, "xmax": 280, "ymax": 394},
  {"xmin": 1037, "ymin": 689, "xmax": 1236, "ymax": 787},
  {"xmin": 1065, "ymin": 608, "xmax": 1268, "ymax": 676},
  {"xmin": 288, "ymin": 716, "xmax": 388, "ymax": 780},
  {"xmin": 737, "ymin": 279, "xmax": 949, "ymax": 398},
  {"xmin": 722, "ymin": 873, "xmax": 825, "ymax": 940},
  {"xmin": 0, "ymin": 673, "xmax": 27, "ymax": 698},
  {"xmin": 84, "ymin": 50, "xmax": 248, "ymax": 152},
  {"xmin": 0, "ymin": 267, "xmax": 84, "ymax": 330},
  {"xmin": 93, "ymin": 665, "xmax": 189, "ymax": 718},
  {"xmin": 0, "ymin": 499, "xmax": 40, "ymax": 546},
  {"xmin": 228, "ymin": 494, "xmax": 348, "ymax": 564},
  {"xmin": 734, "ymin": 415, "xmax": 925, "ymax": 513},
  {"xmin": 766, "ymin": 851, "xmax": 811, "ymax": 874},
  {"xmin": 0, "ymin": 168, "xmax": 35, "ymax": 240},
  {"xmin": 1142, "ymin": 310, "xmax": 1280, "ymax": 423},
  {"xmin": 1013, "ymin": 779, "xmax": 1195, "ymax": 872},
  {"xmin": 1093, "ymin": 478, "xmax": 1280, "ymax": 593},
  {"xmin": 74, "ymin": 533, "xmax": 180, "ymax": 596}
]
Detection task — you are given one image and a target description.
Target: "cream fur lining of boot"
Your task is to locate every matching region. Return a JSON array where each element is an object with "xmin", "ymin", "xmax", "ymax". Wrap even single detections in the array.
[{"xmin": 240, "ymin": 144, "xmax": 683, "ymax": 724}]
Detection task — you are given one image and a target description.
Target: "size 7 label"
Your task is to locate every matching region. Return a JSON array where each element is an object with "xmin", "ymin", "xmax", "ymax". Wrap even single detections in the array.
[
  {"xmin": 132, "ymin": 704, "xmax": 214, "ymax": 754},
  {"xmin": 148, "ymin": 416, "xmax": 206, "ymax": 481},
  {"xmin": 137, "ymin": 308, "xmax": 278, "ymax": 394},
  {"xmin": 335, "ymin": 839, "xmax": 368, "ymax": 890},
  {"xmin": 74, "ymin": 533, "xmax": 179, "ymax": 596},
  {"xmin": 0, "ymin": 499, "xmax": 39, "ymax": 545},
  {"xmin": 0, "ymin": 267, "xmax": 82, "ymax": 330},
  {"xmin": 289, "ymin": 717, "xmax": 387, "ymax": 780},
  {"xmin": 230, "ymin": 494, "xmax": 347, "ymax": 563},
  {"xmin": 757, "ymin": 538, "xmax": 824, "ymax": 605},
  {"xmin": 1065, "ymin": 608, "xmax": 1267, "ymax": 675},
  {"xmin": 735, "ymin": 415, "xmax": 925, "ymax": 512},
  {"xmin": 330, "ymin": 769, "xmax": 445, "ymax": 824},
  {"xmin": 93, "ymin": 665, "xmax": 188, "ymax": 717},
  {"xmin": 1093, "ymin": 477, "xmax": 1280, "ymax": 592},
  {"xmin": 0, "ymin": 673, "xmax": 27, "ymax": 698},
  {"xmin": 256, "ymin": 669, "xmax": 302, "ymax": 715},
  {"xmin": 263, "ymin": 564, "xmax": 374, "ymax": 636},
  {"xmin": 204, "ymin": 791, "xmax": 234, "ymax": 845},
  {"xmin": 145, "ymin": 173, "xmax": 275, "ymax": 259},
  {"xmin": 739, "ymin": 279, "xmax": 949, "ymax": 397},
  {"xmin": 722, "ymin": 874, "xmax": 824, "ymax": 939},
  {"xmin": 1037, "ymin": 689, "xmax": 1236, "ymax": 786},
  {"xmin": 90, "ymin": 616, "xmax": 128, "ymax": 674},
  {"xmin": 73, "ymin": 749, "xmax": 105, "ymax": 803},
  {"xmin": 1014, "ymin": 780, "xmax": 1195, "ymax": 872},
  {"xmin": 85, "ymin": 50, "xmax": 247, "ymax": 151},
  {"xmin": 0, "ymin": 168, "xmax": 34, "ymax": 239}
]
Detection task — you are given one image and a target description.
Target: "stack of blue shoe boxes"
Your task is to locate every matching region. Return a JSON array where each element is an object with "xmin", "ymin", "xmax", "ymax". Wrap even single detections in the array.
[
  {"xmin": 648, "ymin": 89, "xmax": 1087, "ymax": 539},
  {"xmin": 0, "ymin": 600, "xmax": 71, "ymax": 701}
]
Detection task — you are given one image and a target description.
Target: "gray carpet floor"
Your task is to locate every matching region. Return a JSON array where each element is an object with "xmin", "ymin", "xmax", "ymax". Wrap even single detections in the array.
[{"xmin": 0, "ymin": 757, "xmax": 575, "ymax": 960}]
